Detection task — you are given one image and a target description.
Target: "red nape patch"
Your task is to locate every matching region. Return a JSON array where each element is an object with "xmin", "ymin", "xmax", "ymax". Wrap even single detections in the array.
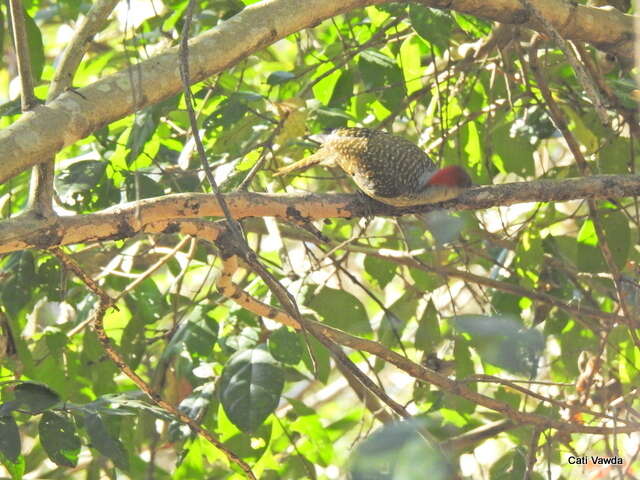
[{"xmin": 426, "ymin": 166, "xmax": 472, "ymax": 188}]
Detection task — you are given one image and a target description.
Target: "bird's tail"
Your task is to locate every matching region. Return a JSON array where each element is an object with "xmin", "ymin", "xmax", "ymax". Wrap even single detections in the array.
[{"xmin": 274, "ymin": 150, "xmax": 327, "ymax": 177}]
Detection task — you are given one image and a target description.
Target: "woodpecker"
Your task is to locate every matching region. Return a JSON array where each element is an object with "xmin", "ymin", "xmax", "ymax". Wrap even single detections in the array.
[{"xmin": 275, "ymin": 128, "xmax": 472, "ymax": 207}]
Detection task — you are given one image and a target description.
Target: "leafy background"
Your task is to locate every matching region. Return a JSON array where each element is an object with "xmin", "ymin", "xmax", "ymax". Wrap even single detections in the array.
[{"xmin": 0, "ymin": 0, "xmax": 639, "ymax": 479}]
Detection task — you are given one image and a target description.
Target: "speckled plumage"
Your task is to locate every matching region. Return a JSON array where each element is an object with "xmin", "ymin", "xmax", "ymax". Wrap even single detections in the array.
[{"xmin": 276, "ymin": 128, "xmax": 471, "ymax": 207}]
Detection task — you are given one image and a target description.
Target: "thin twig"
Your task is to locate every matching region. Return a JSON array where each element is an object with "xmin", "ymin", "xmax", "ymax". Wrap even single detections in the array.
[
  {"xmin": 48, "ymin": 0, "xmax": 120, "ymax": 100},
  {"xmin": 524, "ymin": 428, "xmax": 542, "ymax": 479},
  {"xmin": 211, "ymin": 251, "xmax": 640, "ymax": 435},
  {"xmin": 218, "ymin": 255, "xmax": 455, "ymax": 469},
  {"xmin": 9, "ymin": 0, "xmax": 55, "ymax": 215},
  {"xmin": 8, "ymin": 0, "xmax": 36, "ymax": 110},
  {"xmin": 530, "ymin": 37, "xmax": 640, "ymax": 349},
  {"xmin": 521, "ymin": 0, "xmax": 609, "ymax": 124},
  {"xmin": 49, "ymin": 246, "xmax": 257, "ymax": 479}
]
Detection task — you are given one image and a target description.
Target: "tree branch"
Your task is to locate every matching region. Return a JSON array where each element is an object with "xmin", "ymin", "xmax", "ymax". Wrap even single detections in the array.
[
  {"xmin": 27, "ymin": 0, "xmax": 119, "ymax": 217},
  {"xmin": 8, "ymin": 0, "xmax": 36, "ymax": 111},
  {"xmin": 50, "ymin": 246, "xmax": 257, "ymax": 479},
  {"xmin": 211, "ymin": 250, "xmax": 640, "ymax": 435},
  {"xmin": 1, "ymin": 174, "xmax": 639, "ymax": 254},
  {"xmin": 0, "ymin": 0, "xmax": 633, "ymax": 185},
  {"xmin": 47, "ymin": 0, "xmax": 120, "ymax": 100}
]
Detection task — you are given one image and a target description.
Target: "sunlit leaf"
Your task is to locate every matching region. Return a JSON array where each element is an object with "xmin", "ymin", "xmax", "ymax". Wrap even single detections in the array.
[
  {"xmin": 268, "ymin": 327, "xmax": 303, "ymax": 365},
  {"xmin": 307, "ymin": 288, "xmax": 372, "ymax": 336}
]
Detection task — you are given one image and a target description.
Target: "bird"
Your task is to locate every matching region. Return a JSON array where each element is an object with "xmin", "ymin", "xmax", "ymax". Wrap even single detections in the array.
[{"xmin": 275, "ymin": 128, "xmax": 472, "ymax": 207}]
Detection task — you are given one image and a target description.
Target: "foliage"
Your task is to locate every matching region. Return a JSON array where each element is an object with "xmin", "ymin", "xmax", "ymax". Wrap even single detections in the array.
[{"xmin": 0, "ymin": 0, "xmax": 639, "ymax": 479}]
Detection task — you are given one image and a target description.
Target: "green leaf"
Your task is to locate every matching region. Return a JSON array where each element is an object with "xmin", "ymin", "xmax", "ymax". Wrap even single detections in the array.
[
  {"xmin": 610, "ymin": 77, "xmax": 639, "ymax": 109},
  {"xmin": 453, "ymin": 336, "xmax": 475, "ymax": 379},
  {"xmin": 0, "ymin": 451, "xmax": 24, "ymax": 480},
  {"xmin": 452, "ymin": 12, "xmax": 491, "ymax": 37},
  {"xmin": 55, "ymin": 160, "xmax": 107, "ymax": 204},
  {"xmin": 364, "ymin": 255, "xmax": 397, "ymax": 289},
  {"xmin": 126, "ymin": 278, "xmax": 167, "ymax": 324},
  {"xmin": 424, "ymin": 211, "xmax": 465, "ymax": 245},
  {"xmin": 349, "ymin": 420, "xmax": 453, "ymax": 480},
  {"xmin": 409, "ymin": 5, "xmax": 454, "ymax": 55},
  {"xmin": 509, "ymin": 105, "xmax": 556, "ymax": 145},
  {"xmin": 1, "ymin": 251, "xmax": 36, "ymax": 317},
  {"xmin": 357, "ymin": 49, "xmax": 405, "ymax": 110},
  {"xmin": 123, "ymin": 173, "xmax": 165, "ymax": 201},
  {"xmin": 329, "ymin": 70, "xmax": 354, "ymax": 107},
  {"xmin": 415, "ymin": 300, "xmax": 440, "ymax": 351},
  {"xmin": 126, "ymin": 111, "xmax": 159, "ymax": 166},
  {"xmin": 84, "ymin": 413, "xmax": 129, "ymax": 470},
  {"xmin": 598, "ymin": 138, "xmax": 631, "ymax": 174},
  {"xmin": 307, "ymin": 287, "xmax": 372, "ymax": 336},
  {"xmin": 491, "ymin": 289, "xmax": 522, "ymax": 316},
  {"xmin": 38, "ymin": 257, "xmax": 64, "ymax": 301},
  {"xmin": 24, "ymin": 11, "xmax": 45, "ymax": 81},
  {"xmin": 0, "ymin": 415, "xmax": 20, "ymax": 463},
  {"xmin": 454, "ymin": 315, "xmax": 544, "ymax": 376},
  {"xmin": 378, "ymin": 291, "xmax": 419, "ymax": 346},
  {"xmin": 266, "ymin": 71, "xmax": 295, "ymax": 86},
  {"xmin": 185, "ymin": 312, "xmax": 219, "ymax": 357},
  {"xmin": 577, "ymin": 212, "xmax": 630, "ymax": 272},
  {"xmin": 490, "ymin": 447, "xmax": 527, "ymax": 479},
  {"xmin": 268, "ymin": 327, "xmax": 303, "ymax": 365},
  {"xmin": 14, "ymin": 382, "xmax": 60, "ymax": 412},
  {"xmin": 218, "ymin": 348, "xmax": 284, "ymax": 433},
  {"xmin": 223, "ymin": 423, "xmax": 273, "ymax": 461},
  {"xmin": 358, "ymin": 50, "xmax": 396, "ymax": 89},
  {"xmin": 601, "ymin": 211, "xmax": 630, "ymax": 268},
  {"xmin": 492, "ymin": 115, "xmax": 536, "ymax": 176},
  {"xmin": 312, "ymin": 62, "xmax": 342, "ymax": 105},
  {"xmin": 289, "ymin": 406, "xmax": 333, "ymax": 465},
  {"xmin": 302, "ymin": 335, "xmax": 331, "ymax": 383},
  {"xmin": 223, "ymin": 326, "xmax": 260, "ymax": 352},
  {"xmin": 495, "ymin": 387, "xmax": 521, "ymax": 410},
  {"xmin": 125, "ymin": 95, "xmax": 179, "ymax": 166},
  {"xmin": 162, "ymin": 306, "xmax": 218, "ymax": 360},
  {"xmin": 204, "ymin": 96, "xmax": 249, "ymax": 129},
  {"xmin": 314, "ymin": 106, "xmax": 353, "ymax": 130},
  {"xmin": 577, "ymin": 219, "xmax": 597, "ymax": 246},
  {"xmin": 0, "ymin": 98, "xmax": 22, "ymax": 117},
  {"xmin": 39, "ymin": 412, "xmax": 81, "ymax": 467}
]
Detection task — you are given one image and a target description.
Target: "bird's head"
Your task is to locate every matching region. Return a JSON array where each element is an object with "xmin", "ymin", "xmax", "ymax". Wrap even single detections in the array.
[{"xmin": 426, "ymin": 165, "xmax": 473, "ymax": 188}]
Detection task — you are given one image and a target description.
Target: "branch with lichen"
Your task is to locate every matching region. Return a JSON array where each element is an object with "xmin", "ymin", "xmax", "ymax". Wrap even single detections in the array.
[{"xmin": 1, "ymin": 174, "xmax": 639, "ymax": 255}]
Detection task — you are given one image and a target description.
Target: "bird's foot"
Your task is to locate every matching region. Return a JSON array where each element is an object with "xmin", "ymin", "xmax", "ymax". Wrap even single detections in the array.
[{"xmin": 355, "ymin": 190, "xmax": 380, "ymax": 219}]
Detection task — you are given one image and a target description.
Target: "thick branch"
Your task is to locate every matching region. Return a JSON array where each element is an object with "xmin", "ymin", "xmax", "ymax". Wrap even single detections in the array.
[
  {"xmin": 0, "ymin": 0, "xmax": 633, "ymax": 185},
  {"xmin": 0, "ymin": 174, "xmax": 638, "ymax": 254}
]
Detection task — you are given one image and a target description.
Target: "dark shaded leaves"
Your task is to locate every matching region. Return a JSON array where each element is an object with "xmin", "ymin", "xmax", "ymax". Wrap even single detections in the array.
[
  {"xmin": 84, "ymin": 413, "xmax": 129, "ymax": 470},
  {"xmin": 14, "ymin": 382, "xmax": 60, "ymax": 413},
  {"xmin": 39, "ymin": 412, "xmax": 81, "ymax": 467},
  {"xmin": 219, "ymin": 349, "xmax": 284, "ymax": 433},
  {"xmin": 0, "ymin": 415, "xmax": 20, "ymax": 463},
  {"xmin": 349, "ymin": 420, "xmax": 453, "ymax": 480}
]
